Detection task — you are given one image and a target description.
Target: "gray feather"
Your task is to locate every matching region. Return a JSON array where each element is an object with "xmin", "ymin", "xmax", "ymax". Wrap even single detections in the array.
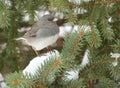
[{"xmin": 23, "ymin": 15, "xmax": 59, "ymax": 39}]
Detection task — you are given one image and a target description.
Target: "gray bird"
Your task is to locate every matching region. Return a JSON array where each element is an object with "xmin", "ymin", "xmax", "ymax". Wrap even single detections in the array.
[{"xmin": 16, "ymin": 15, "xmax": 59, "ymax": 55}]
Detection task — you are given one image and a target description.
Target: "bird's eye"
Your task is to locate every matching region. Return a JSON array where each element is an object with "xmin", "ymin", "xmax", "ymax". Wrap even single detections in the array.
[{"xmin": 47, "ymin": 18, "xmax": 53, "ymax": 21}]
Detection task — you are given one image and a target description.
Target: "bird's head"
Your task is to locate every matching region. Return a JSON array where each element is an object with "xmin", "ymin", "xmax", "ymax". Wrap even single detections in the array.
[{"xmin": 42, "ymin": 14, "xmax": 54, "ymax": 21}]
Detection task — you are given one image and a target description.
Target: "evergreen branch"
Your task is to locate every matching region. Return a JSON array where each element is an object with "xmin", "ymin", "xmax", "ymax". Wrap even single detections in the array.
[
  {"xmin": 102, "ymin": 18, "xmax": 114, "ymax": 40},
  {"xmin": 90, "ymin": 2, "xmax": 96, "ymax": 24},
  {"xmin": 99, "ymin": 76, "xmax": 118, "ymax": 88},
  {"xmin": 89, "ymin": 2, "xmax": 96, "ymax": 44},
  {"xmin": 62, "ymin": 31, "xmax": 84, "ymax": 59},
  {"xmin": 65, "ymin": 79, "xmax": 86, "ymax": 88},
  {"xmin": 50, "ymin": 3, "xmax": 69, "ymax": 9},
  {"xmin": 1, "ymin": 8, "xmax": 7, "ymax": 27},
  {"xmin": 11, "ymin": 0, "xmax": 17, "ymax": 38},
  {"xmin": 111, "ymin": 39, "xmax": 120, "ymax": 52},
  {"xmin": 109, "ymin": 64, "xmax": 120, "ymax": 81},
  {"xmin": 50, "ymin": 0, "xmax": 70, "ymax": 9},
  {"xmin": 11, "ymin": 77, "xmax": 48, "ymax": 88},
  {"xmin": 39, "ymin": 58, "xmax": 62, "ymax": 84},
  {"xmin": 89, "ymin": 26, "xmax": 96, "ymax": 47},
  {"xmin": 67, "ymin": 10, "xmax": 77, "ymax": 24},
  {"xmin": 6, "ymin": 71, "xmax": 39, "ymax": 88},
  {"xmin": 102, "ymin": 19, "xmax": 108, "ymax": 36},
  {"xmin": 84, "ymin": 2, "xmax": 102, "ymax": 48},
  {"xmin": 2, "ymin": 0, "xmax": 120, "ymax": 87},
  {"xmin": 70, "ymin": 30, "xmax": 84, "ymax": 55},
  {"xmin": 37, "ymin": 84, "xmax": 48, "ymax": 88},
  {"xmin": 72, "ymin": 0, "xmax": 120, "ymax": 7},
  {"xmin": 0, "ymin": 1, "xmax": 4, "ymax": 8},
  {"xmin": 79, "ymin": 58, "xmax": 120, "ymax": 78},
  {"xmin": 0, "ymin": 1, "xmax": 8, "ymax": 28},
  {"xmin": 11, "ymin": 78, "xmax": 37, "ymax": 87},
  {"xmin": 0, "ymin": 1, "xmax": 12, "ymax": 28},
  {"xmin": 85, "ymin": 26, "xmax": 102, "ymax": 48},
  {"xmin": 49, "ymin": 0, "xmax": 71, "ymax": 13}
]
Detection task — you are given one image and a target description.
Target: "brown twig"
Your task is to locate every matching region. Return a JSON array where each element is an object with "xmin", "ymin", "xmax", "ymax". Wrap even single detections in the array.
[
  {"xmin": 89, "ymin": 2, "xmax": 96, "ymax": 44},
  {"xmin": 70, "ymin": 30, "xmax": 85, "ymax": 55}
]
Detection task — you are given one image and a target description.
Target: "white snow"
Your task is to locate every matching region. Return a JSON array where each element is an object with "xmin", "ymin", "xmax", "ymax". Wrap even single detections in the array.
[
  {"xmin": 112, "ymin": 59, "xmax": 118, "ymax": 67},
  {"xmin": 0, "ymin": 73, "xmax": 8, "ymax": 88},
  {"xmin": 18, "ymin": 27, "xmax": 31, "ymax": 32},
  {"xmin": 0, "ymin": 82, "xmax": 8, "ymax": 88},
  {"xmin": 63, "ymin": 70, "xmax": 79, "ymax": 81},
  {"xmin": 0, "ymin": 74, "xmax": 4, "ymax": 81},
  {"xmin": 23, "ymin": 13, "xmax": 30, "ymax": 22},
  {"xmin": 0, "ymin": 43, "xmax": 7, "ymax": 53},
  {"xmin": 59, "ymin": 23, "xmax": 73, "ymax": 37},
  {"xmin": 23, "ymin": 10, "xmax": 50, "ymax": 22},
  {"xmin": 23, "ymin": 49, "xmax": 89, "ymax": 81},
  {"xmin": 73, "ymin": 7, "xmax": 87, "ymax": 14},
  {"xmin": 35, "ymin": 10, "xmax": 50, "ymax": 21},
  {"xmin": 110, "ymin": 53, "xmax": 120, "ymax": 59},
  {"xmin": 23, "ymin": 49, "xmax": 60, "ymax": 76},
  {"xmin": 108, "ymin": 17, "xmax": 113, "ymax": 23},
  {"xmin": 69, "ymin": 0, "xmax": 90, "ymax": 3},
  {"xmin": 81, "ymin": 49, "xmax": 89, "ymax": 66},
  {"xmin": 54, "ymin": 12, "xmax": 64, "ymax": 19},
  {"xmin": 110, "ymin": 53, "xmax": 120, "ymax": 66}
]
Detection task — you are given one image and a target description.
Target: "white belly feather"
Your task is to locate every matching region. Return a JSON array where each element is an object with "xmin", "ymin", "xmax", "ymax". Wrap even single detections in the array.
[{"xmin": 28, "ymin": 34, "xmax": 59, "ymax": 50}]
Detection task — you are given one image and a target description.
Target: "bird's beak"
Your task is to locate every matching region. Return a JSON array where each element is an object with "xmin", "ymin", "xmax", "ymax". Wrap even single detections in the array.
[{"xmin": 53, "ymin": 18, "xmax": 58, "ymax": 22}]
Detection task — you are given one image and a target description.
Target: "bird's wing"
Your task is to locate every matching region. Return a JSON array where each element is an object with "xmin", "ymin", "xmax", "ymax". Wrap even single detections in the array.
[
  {"xmin": 23, "ymin": 22, "xmax": 41, "ymax": 38},
  {"xmin": 36, "ymin": 22, "xmax": 59, "ymax": 38},
  {"xmin": 23, "ymin": 21, "xmax": 59, "ymax": 39}
]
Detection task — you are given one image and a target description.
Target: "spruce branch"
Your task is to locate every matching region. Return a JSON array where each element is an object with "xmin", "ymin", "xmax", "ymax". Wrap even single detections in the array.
[
  {"xmin": 1, "ymin": 0, "xmax": 120, "ymax": 87},
  {"xmin": 70, "ymin": 30, "xmax": 85, "ymax": 55},
  {"xmin": 50, "ymin": 0, "xmax": 70, "ymax": 9},
  {"xmin": 101, "ymin": 18, "xmax": 114, "ymax": 40},
  {"xmin": 79, "ymin": 58, "xmax": 120, "ymax": 77},
  {"xmin": 109, "ymin": 64, "xmax": 120, "ymax": 81},
  {"xmin": 72, "ymin": 0, "xmax": 120, "ymax": 7},
  {"xmin": 6, "ymin": 71, "xmax": 37, "ymax": 88},
  {"xmin": 38, "ymin": 58, "xmax": 62, "ymax": 85},
  {"xmin": 0, "ymin": 4, "xmax": 11, "ymax": 28},
  {"xmin": 89, "ymin": 2, "xmax": 96, "ymax": 44},
  {"xmin": 11, "ymin": 0, "xmax": 18, "ymax": 38},
  {"xmin": 62, "ymin": 30, "xmax": 84, "ymax": 60}
]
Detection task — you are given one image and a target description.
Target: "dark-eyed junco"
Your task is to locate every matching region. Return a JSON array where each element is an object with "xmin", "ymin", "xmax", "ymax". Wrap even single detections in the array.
[{"xmin": 16, "ymin": 15, "xmax": 59, "ymax": 55}]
